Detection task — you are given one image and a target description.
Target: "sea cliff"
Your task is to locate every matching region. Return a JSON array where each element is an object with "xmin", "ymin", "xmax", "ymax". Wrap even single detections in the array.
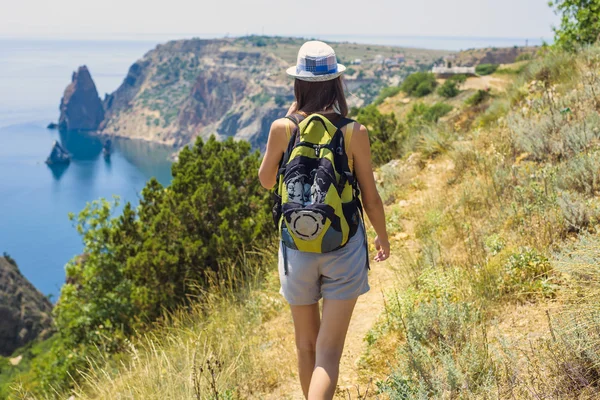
[
  {"xmin": 58, "ymin": 37, "xmax": 449, "ymax": 150},
  {"xmin": 0, "ymin": 256, "xmax": 53, "ymax": 356}
]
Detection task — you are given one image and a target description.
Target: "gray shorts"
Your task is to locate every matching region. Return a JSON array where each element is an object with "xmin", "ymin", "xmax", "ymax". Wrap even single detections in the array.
[{"xmin": 278, "ymin": 224, "xmax": 370, "ymax": 305}]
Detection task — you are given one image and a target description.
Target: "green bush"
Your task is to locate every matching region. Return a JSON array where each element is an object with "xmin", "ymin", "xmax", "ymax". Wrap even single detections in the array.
[
  {"xmin": 401, "ymin": 72, "xmax": 438, "ymax": 97},
  {"xmin": 475, "ymin": 64, "xmax": 499, "ymax": 76},
  {"xmin": 406, "ymin": 102, "xmax": 453, "ymax": 125},
  {"xmin": 437, "ymin": 79, "xmax": 460, "ymax": 98},
  {"xmin": 496, "ymin": 248, "xmax": 554, "ymax": 299},
  {"xmin": 465, "ymin": 89, "xmax": 491, "ymax": 106},
  {"xmin": 26, "ymin": 136, "xmax": 272, "ymax": 396},
  {"xmin": 352, "ymin": 105, "xmax": 400, "ymax": 166}
]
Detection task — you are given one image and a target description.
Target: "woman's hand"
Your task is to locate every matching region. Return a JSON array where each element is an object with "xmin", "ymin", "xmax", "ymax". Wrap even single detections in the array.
[
  {"xmin": 373, "ymin": 236, "xmax": 390, "ymax": 262},
  {"xmin": 286, "ymin": 101, "xmax": 298, "ymax": 116}
]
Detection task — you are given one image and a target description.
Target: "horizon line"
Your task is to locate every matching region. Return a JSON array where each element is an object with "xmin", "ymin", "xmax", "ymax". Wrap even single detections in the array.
[{"xmin": 0, "ymin": 33, "xmax": 553, "ymax": 42}]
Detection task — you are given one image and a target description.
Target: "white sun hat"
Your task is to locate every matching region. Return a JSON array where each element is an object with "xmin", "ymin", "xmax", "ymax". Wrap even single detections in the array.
[{"xmin": 286, "ymin": 40, "xmax": 346, "ymax": 82}]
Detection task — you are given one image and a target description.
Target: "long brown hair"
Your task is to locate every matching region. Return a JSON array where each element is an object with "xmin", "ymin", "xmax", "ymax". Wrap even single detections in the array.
[{"xmin": 294, "ymin": 77, "xmax": 348, "ymax": 117}]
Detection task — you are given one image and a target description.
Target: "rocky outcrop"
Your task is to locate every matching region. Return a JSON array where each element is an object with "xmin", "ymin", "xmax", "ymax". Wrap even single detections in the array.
[
  {"xmin": 58, "ymin": 66, "xmax": 105, "ymax": 131},
  {"xmin": 99, "ymin": 39, "xmax": 291, "ymax": 148},
  {"xmin": 45, "ymin": 140, "xmax": 70, "ymax": 165},
  {"xmin": 60, "ymin": 37, "xmax": 448, "ymax": 150},
  {"xmin": 0, "ymin": 256, "xmax": 53, "ymax": 356}
]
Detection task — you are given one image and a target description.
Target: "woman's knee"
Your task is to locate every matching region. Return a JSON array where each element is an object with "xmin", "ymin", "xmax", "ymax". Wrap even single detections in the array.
[
  {"xmin": 315, "ymin": 342, "xmax": 344, "ymax": 363},
  {"xmin": 296, "ymin": 337, "xmax": 317, "ymax": 354}
]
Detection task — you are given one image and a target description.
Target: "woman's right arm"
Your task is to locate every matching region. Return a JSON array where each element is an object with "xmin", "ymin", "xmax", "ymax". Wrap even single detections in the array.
[{"xmin": 352, "ymin": 124, "xmax": 390, "ymax": 262}]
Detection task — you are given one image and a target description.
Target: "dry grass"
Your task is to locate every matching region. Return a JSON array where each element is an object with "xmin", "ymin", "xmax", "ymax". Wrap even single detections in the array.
[
  {"xmin": 364, "ymin": 46, "xmax": 600, "ymax": 399},
  {"xmin": 67, "ymin": 248, "xmax": 295, "ymax": 400}
]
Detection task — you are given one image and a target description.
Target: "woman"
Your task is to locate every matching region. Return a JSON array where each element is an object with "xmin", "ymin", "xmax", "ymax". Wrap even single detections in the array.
[{"xmin": 258, "ymin": 41, "xmax": 390, "ymax": 399}]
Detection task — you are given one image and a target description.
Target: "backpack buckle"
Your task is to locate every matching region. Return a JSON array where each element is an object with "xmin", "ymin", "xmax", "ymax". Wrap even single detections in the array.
[{"xmin": 313, "ymin": 144, "xmax": 321, "ymax": 157}]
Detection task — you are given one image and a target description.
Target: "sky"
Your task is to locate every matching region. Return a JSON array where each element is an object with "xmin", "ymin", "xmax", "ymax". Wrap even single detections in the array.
[{"xmin": 1, "ymin": 0, "xmax": 559, "ymax": 41}]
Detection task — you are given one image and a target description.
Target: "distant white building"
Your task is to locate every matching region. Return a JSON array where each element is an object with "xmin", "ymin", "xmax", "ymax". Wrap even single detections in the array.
[
  {"xmin": 432, "ymin": 55, "xmax": 475, "ymax": 76},
  {"xmin": 432, "ymin": 65, "xmax": 476, "ymax": 75},
  {"xmin": 351, "ymin": 58, "xmax": 362, "ymax": 65}
]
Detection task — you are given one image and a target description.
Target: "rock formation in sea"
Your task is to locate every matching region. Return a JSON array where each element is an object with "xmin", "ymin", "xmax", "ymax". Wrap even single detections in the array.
[
  {"xmin": 45, "ymin": 140, "xmax": 71, "ymax": 165},
  {"xmin": 0, "ymin": 256, "xmax": 54, "ymax": 356},
  {"xmin": 58, "ymin": 66, "xmax": 105, "ymax": 131},
  {"xmin": 47, "ymin": 122, "xmax": 59, "ymax": 130},
  {"xmin": 102, "ymin": 139, "xmax": 112, "ymax": 157}
]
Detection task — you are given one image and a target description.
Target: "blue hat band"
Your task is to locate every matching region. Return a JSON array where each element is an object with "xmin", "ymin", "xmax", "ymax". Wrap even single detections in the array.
[{"xmin": 297, "ymin": 55, "xmax": 338, "ymax": 76}]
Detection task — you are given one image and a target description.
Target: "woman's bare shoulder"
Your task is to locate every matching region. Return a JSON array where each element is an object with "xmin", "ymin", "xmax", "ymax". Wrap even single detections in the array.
[
  {"xmin": 350, "ymin": 121, "xmax": 368, "ymax": 139},
  {"xmin": 271, "ymin": 117, "xmax": 291, "ymax": 132}
]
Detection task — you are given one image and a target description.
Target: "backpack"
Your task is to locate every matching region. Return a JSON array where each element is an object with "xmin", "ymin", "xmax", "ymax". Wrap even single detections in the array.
[{"xmin": 272, "ymin": 112, "xmax": 369, "ymax": 274}]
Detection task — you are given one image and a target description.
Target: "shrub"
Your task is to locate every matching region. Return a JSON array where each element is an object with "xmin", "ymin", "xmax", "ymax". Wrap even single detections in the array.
[
  {"xmin": 546, "ymin": 233, "xmax": 600, "ymax": 396},
  {"xmin": 558, "ymin": 191, "xmax": 595, "ymax": 232},
  {"xmin": 352, "ymin": 105, "xmax": 401, "ymax": 166},
  {"xmin": 495, "ymin": 247, "xmax": 554, "ymax": 299},
  {"xmin": 401, "ymin": 72, "xmax": 438, "ymax": 97},
  {"xmin": 377, "ymin": 295, "xmax": 497, "ymax": 398},
  {"xmin": 477, "ymin": 98, "xmax": 509, "ymax": 127},
  {"xmin": 557, "ymin": 152, "xmax": 600, "ymax": 195},
  {"xmin": 416, "ymin": 127, "xmax": 454, "ymax": 159},
  {"xmin": 465, "ymin": 89, "xmax": 491, "ymax": 106},
  {"xmin": 437, "ymin": 79, "xmax": 460, "ymax": 98},
  {"xmin": 406, "ymin": 102, "xmax": 453, "ymax": 125},
  {"xmin": 509, "ymin": 112, "xmax": 600, "ymax": 161},
  {"xmin": 475, "ymin": 64, "xmax": 499, "ymax": 76}
]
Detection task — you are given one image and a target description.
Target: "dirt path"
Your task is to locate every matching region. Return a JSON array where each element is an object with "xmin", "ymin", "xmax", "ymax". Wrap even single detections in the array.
[{"xmin": 260, "ymin": 157, "xmax": 454, "ymax": 399}]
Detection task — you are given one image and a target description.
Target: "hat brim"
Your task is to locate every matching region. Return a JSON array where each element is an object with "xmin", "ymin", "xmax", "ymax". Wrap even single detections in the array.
[{"xmin": 286, "ymin": 64, "xmax": 346, "ymax": 82}]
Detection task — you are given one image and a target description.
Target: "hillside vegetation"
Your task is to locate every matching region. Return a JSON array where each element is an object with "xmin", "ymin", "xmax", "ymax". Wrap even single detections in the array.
[
  {"xmin": 65, "ymin": 47, "xmax": 600, "ymax": 399},
  {"xmin": 3, "ymin": 6, "xmax": 600, "ymax": 396},
  {"xmin": 362, "ymin": 45, "xmax": 600, "ymax": 398}
]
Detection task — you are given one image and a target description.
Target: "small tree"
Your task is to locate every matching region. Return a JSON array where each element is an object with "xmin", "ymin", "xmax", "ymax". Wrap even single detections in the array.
[{"xmin": 550, "ymin": 0, "xmax": 600, "ymax": 50}]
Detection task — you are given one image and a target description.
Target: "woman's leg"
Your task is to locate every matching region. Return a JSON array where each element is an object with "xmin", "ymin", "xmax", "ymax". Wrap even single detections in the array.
[
  {"xmin": 308, "ymin": 298, "xmax": 358, "ymax": 399},
  {"xmin": 290, "ymin": 303, "xmax": 321, "ymax": 399}
]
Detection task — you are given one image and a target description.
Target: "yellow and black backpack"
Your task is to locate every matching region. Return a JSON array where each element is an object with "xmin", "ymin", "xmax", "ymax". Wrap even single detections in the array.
[{"xmin": 272, "ymin": 113, "xmax": 368, "ymax": 273}]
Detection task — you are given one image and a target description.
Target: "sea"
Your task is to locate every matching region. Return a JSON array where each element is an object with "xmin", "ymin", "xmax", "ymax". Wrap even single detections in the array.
[{"xmin": 0, "ymin": 34, "xmax": 548, "ymax": 298}]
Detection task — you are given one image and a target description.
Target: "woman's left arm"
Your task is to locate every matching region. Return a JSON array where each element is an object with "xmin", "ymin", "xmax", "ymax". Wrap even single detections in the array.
[{"xmin": 258, "ymin": 119, "xmax": 288, "ymax": 189}]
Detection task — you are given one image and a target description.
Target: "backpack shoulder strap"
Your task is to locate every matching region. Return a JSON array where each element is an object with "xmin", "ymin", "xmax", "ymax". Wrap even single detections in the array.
[
  {"xmin": 333, "ymin": 116, "xmax": 354, "ymax": 130},
  {"xmin": 277, "ymin": 113, "xmax": 306, "ymax": 176}
]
